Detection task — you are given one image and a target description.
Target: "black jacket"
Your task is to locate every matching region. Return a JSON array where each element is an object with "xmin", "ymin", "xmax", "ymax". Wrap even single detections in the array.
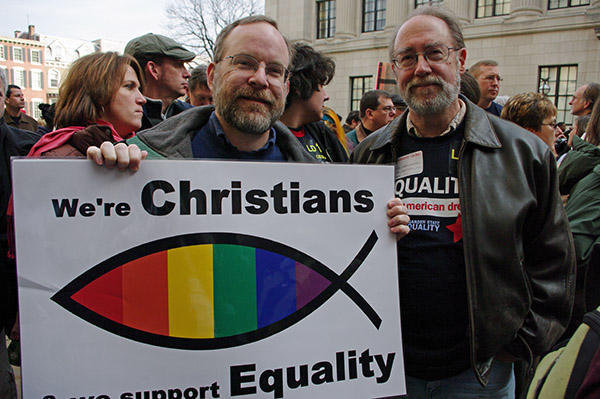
[
  {"xmin": 141, "ymin": 98, "xmax": 193, "ymax": 131},
  {"xmin": 351, "ymin": 98, "xmax": 576, "ymax": 385},
  {"xmin": 0, "ymin": 118, "xmax": 40, "ymax": 330},
  {"xmin": 303, "ymin": 121, "xmax": 349, "ymax": 163}
]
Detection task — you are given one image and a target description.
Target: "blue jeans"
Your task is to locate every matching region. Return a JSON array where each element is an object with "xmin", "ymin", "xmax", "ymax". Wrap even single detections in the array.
[{"xmin": 403, "ymin": 361, "xmax": 515, "ymax": 399}]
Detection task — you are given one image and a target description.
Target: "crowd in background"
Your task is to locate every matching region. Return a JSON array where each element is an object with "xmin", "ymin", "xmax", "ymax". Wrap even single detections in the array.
[{"xmin": 1, "ymin": 4, "xmax": 599, "ymax": 398}]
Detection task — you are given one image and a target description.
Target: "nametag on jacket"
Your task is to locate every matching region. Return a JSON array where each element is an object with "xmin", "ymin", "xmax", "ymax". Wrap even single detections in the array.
[{"xmin": 395, "ymin": 151, "xmax": 423, "ymax": 180}]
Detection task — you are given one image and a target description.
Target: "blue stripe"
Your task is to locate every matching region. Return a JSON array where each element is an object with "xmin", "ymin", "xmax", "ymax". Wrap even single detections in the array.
[{"xmin": 255, "ymin": 249, "xmax": 297, "ymax": 328}]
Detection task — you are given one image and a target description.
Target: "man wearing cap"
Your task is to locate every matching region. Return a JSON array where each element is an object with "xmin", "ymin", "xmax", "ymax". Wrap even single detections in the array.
[{"xmin": 124, "ymin": 33, "xmax": 196, "ymax": 130}]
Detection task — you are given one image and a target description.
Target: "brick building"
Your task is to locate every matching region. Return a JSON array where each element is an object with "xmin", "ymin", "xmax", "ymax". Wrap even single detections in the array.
[{"xmin": 0, "ymin": 25, "xmax": 47, "ymax": 120}]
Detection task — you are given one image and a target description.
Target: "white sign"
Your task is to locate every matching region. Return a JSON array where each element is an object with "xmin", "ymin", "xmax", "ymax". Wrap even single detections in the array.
[{"xmin": 12, "ymin": 159, "xmax": 405, "ymax": 399}]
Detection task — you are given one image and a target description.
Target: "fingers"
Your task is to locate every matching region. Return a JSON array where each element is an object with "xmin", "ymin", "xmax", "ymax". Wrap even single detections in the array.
[
  {"xmin": 87, "ymin": 142, "xmax": 145, "ymax": 171},
  {"xmin": 387, "ymin": 198, "xmax": 410, "ymax": 240},
  {"xmin": 86, "ymin": 146, "xmax": 103, "ymax": 166}
]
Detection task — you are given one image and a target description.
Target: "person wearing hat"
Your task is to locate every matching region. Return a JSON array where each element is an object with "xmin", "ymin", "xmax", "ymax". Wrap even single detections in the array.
[{"xmin": 124, "ymin": 33, "xmax": 196, "ymax": 130}]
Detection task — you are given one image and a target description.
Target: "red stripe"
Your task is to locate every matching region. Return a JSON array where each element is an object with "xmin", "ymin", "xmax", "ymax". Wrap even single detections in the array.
[
  {"xmin": 72, "ymin": 265, "xmax": 123, "ymax": 324},
  {"xmin": 122, "ymin": 251, "xmax": 169, "ymax": 335}
]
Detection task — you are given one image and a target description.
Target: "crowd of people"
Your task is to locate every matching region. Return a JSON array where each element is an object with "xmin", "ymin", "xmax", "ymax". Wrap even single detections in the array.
[{"xmin": 1, "ymin": 4, "xmax": 599, "ymax": 399}]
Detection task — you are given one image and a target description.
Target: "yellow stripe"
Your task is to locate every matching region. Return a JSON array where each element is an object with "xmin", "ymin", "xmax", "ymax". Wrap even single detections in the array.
[{"xmin": 168, "ymin": 244, "xmax": 214, "ymax": 338}]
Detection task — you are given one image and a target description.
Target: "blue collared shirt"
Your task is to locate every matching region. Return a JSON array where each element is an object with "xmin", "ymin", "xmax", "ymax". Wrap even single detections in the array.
[{"xmin": 191, "ymin": 112, "xmax": 285, "ymax": 161}]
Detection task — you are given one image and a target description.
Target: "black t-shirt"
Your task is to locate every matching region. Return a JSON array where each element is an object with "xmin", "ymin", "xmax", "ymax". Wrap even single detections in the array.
[
  {"xmin": 289, "ymin": 126, "xmax": 327, "ymax": 162},
  {"xmin": 394, "ymin": 123, "xmax": 470, "ymax": 380}
]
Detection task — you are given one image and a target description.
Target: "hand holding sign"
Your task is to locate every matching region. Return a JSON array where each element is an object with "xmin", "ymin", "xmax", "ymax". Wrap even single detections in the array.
[
  {"xmin": 386, "ymin": 198, "xmax": 410, "ymax": 239},
  {"xmin": 87, "ymin": 141, "xmax": 147, "ymax": 171}
]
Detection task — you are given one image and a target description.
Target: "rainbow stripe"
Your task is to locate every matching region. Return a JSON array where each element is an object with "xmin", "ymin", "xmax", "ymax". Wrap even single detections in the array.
[{"xmin": 72, "ymin": 244, "xmax": 331, "ymax": 338}]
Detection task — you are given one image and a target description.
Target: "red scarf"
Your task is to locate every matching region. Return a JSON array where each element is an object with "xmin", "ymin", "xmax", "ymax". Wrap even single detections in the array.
[{"xmin": 27, "ymin": 120, "xmax": 133, "ymax": 157}]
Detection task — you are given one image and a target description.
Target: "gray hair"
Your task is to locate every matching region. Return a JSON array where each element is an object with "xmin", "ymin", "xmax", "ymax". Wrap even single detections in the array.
[{"xmin": 389, "ymin": 5, "xmax": 465, "ymax": 61}]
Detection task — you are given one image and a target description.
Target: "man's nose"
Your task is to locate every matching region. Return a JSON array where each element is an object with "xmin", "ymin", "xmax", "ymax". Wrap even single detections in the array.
[{"xmin": 414, "ymin": 54, "xmax": 432, "ymax": 76}]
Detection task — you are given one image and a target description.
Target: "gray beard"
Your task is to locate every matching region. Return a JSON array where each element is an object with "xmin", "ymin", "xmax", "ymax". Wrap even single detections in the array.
[{"xmin": 402, "ymin": 69, "xmax": 461, "ymax": 116}]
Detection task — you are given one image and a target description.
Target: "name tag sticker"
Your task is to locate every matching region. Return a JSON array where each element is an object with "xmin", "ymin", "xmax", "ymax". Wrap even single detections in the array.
[{"xmin": 396, "ymin": 151, "xmax": 423, "ymax": 179}]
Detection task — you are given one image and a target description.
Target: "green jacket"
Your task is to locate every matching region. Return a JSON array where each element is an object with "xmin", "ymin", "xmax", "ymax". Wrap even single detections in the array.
[
  {"xmin": 558, "ymin": 135, "xmax": 600, "ymax": 195},
  {"xmin": 127, "ymin": 105, "xmax": 316, "ymax": 163}
]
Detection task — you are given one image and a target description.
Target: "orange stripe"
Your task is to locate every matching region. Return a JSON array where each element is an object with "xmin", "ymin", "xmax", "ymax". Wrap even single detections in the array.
[{"xmin": 122, "ymin": 251, "xmax": 169, "ymax": 335}]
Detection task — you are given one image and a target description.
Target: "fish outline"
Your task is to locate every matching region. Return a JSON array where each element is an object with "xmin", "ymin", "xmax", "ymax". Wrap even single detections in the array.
[{"xmin": 51, "ymin": 231, "xmax": 381, "ymax": 350}]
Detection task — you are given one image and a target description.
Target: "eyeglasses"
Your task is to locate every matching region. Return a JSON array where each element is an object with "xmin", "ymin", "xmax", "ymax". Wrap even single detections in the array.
[
  {"xmin": 222, "ymin": 54, "xmax": 289, "ymax": 82},
  {"xmin": 378, "ymin": 106, "xmax": 397, "ymax": 113},
  {"xmin": 392, "ymin": 45, "xmax": 461, "ymax": 70},
  {"xmin": 542, "ymin": 121, "xmax": 559, "ymax": 129}
]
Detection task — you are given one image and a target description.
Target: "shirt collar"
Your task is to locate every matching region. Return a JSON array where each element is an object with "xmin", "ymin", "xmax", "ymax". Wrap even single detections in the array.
[
  {"xmin": 208, "ymin": 112, "xmax": 277, "ymax": 153},
  {"xmin": 406, "ymin": 99, "xmax": 466, "ymax": 137}
]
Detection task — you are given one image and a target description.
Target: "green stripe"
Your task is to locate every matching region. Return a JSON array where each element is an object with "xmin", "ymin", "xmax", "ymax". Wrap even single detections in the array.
[{"xmin": 213, "ymin": 244, "xmax": 257, "ymax": 337}]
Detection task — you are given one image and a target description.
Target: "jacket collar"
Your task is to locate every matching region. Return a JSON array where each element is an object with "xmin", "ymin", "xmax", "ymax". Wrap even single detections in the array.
[{"xmin": 367, "ymin": 96, "xmax": 502, "ymax": 152}]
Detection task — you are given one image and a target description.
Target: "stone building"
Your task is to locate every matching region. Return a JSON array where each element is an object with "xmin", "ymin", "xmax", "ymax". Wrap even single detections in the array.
[{"xmin": 266, "ymin": 0, "xmax": 600, "ymax": 124}]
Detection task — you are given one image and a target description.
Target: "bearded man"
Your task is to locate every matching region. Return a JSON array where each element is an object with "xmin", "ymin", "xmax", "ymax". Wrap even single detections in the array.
[
  {"xmin": 351, "ymin": 5, "xmax": 575, "ymax": 398},
  {"xmin": 121, "ymin": 15, "xmax": 314, "ymax": 163}
]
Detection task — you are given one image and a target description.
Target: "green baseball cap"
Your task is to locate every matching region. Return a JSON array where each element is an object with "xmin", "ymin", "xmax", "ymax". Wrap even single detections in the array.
[{"xmin": 124, "ymin": 33, "xmax": 195, "ymax": 62}]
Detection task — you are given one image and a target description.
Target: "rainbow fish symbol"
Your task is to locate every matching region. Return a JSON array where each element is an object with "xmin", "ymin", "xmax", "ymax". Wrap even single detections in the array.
[{"xmin": 52, "ymin": 231, "xmax": 381, "ymax": 349}]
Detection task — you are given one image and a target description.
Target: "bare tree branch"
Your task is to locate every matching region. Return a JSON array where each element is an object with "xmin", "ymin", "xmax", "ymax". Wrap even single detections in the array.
[{"xmin": 166, "ymin": 0, "xmax": 264, "ymax": 60}]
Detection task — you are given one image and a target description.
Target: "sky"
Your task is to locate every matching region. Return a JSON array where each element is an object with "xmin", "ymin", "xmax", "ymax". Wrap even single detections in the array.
[{"xmin": 3, "ymin": 0, "xmax": 171, "ymax": 43}]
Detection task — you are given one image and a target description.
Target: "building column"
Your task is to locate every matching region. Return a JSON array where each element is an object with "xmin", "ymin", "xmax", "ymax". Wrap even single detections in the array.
[
  {"xmin": 443, "ymin": 0, "xmax": 471, "ymax": 23},
  {"xmin": 384, "ymin": 1, "xmax": 409, "ymax": 34},
  {"xmin": 335, "ymin": 0, "xmax": 358, "ymax": 39},
  {"xmin": 508, "ymin": 0, "xmax": 544, "ymax": 18}
]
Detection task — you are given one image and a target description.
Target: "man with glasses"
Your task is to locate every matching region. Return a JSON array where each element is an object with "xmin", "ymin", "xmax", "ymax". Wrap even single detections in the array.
[
  {"xmin": 91, "ymin": 16, "xmax": 314, "ymax": 164},
  {"xmin": 345, "ymin": 90, "xmax": 395, "ymax": 151},
  {"xmin": 470, "ymin": 60, "xmax": 503, "ymax": 116},
  {"xmin": 352, "ymin": 5, "xmax": 574, "ymax": 398}
]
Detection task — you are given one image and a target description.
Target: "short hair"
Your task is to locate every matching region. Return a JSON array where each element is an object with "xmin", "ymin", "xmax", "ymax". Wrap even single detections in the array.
[
  {"xmin": 213, "ymin": 15, "xmax": 293, "ymax": 64},
  {"xmin": 359, "ymin": 90, "xmax": 391, "ymax": 118},
  {"xmin": 6, "ymin": 84, "xmax": 21, "ymax": 98},
  {"xmin": 389, "ymin": 5, "xmax": 465, "ymax": 62},
  {"xmin": 54, "ymin": 52, "xmax": 144, "ymax": 129},
  {"xmin": 0, "ymin": 70, "xmax": 6, "ymax": 94},
  {"xmin": 460, "ymin": 72, "xmax": 480, "ymax": 104},
  {"xmin": 469, "ymin": 60, "xmax": 499, "ymax": 78},
  {"xmin": 500, "ymin": 92, "xmax": 557, "ymax": 132},
  {"xmin": 188, "ymin": 65, "xmax": 209, "ymax": 91},
  {"xmin": 583, "ymin": 83, "xmax": 600, "ymax": 111},
  {"xmin": 285, "ymin": 43, "xmax": 335, "ymax": 108},
  {"xmin": 391, "ymin": 94, "xmax": 406, "ymax": 108},
  {"xmin": 345, "ymin": 110, "xmax": 360, "ymax": 125}
]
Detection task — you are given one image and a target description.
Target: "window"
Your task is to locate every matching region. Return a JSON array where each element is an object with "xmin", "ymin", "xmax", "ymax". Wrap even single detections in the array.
[
  {"xmin": 415, "ymin": 0, "xmax": 442, "ymax": 6},
  {"xmin": 13, "ymin": 47, "xmax": 24, "ymax": 62},
  {"xmin": 476, "ymin": 0, "xmax": 511, "ymax": 18},
  {"xmin": 48, "ymin": 69, "xmax": 60, "ymax": 88},
  {"xmin": 538, "ymin": 64, "xmax": 578, "ymax": 125},
  {"xmin": 13, "ymin": 68, "xmax": 25, "ymax": 87},
  {"xmin": 31, "ymin": 70, "xmax": 43, "ymax": 90},
  {"xmin": 350, "ymin": 76, "xmax": 373, "ymax": 111},
  {"xmin": 316, "ymin": 0, "xmax": 336, "ymax": 39},
  {"xmin": 0, "ymin": 46, "xmax": 5, "ymax": 61},
  {"xmin": 363, "ymin": 0, "xmax": 386, "ymax": 32},
  {"xmin": 548, "ymin": 0, "xmax": 589, "ymax": 9},
  {"xmin": 31, "ymin": 49, "xmax": 42, "ymax": 64},
  {"xmin": 31, "ymin": 99, "xmax": 43, "ymax": 120}
]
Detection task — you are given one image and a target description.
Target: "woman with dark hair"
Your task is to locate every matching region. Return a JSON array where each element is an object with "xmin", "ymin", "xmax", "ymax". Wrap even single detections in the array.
[{"xmin": 28, "ymin": 51, "xmax": 146, "ymax": 157}]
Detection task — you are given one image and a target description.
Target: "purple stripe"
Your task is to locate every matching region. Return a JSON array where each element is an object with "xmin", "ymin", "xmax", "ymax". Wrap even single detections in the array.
[{"xmin": 295, "ymin": 262, "xmax": 330, "ymax": 309}]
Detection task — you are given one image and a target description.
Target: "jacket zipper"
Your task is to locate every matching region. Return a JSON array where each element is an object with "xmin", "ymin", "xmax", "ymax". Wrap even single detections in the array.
[{"xmin": 457, "ymin": 139, "xmax": 484, "ymax": 385}]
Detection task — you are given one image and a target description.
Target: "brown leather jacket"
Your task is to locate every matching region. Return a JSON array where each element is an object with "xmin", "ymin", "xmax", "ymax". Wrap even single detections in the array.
[{"xmin": 351, "ymin": 98, "xmax": 576, "ymax": 386}]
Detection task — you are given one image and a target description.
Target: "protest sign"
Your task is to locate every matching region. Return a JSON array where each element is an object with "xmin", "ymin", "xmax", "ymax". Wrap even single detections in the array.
[{"xmin": 12, "ymin": 159, "xmax": 405, "ymax": 399}]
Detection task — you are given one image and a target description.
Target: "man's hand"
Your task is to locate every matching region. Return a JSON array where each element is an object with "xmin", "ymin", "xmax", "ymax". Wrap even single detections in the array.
[
  {"xmin": 87, "ymin": 142, "xmax": 147, "ymax": 171},
  {"xmin": 387, "ymin": 198, "xmax": 410, "ymax": 240}
]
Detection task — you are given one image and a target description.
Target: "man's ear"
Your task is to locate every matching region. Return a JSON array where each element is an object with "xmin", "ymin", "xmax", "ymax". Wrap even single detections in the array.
[
  {"xmin": 146, "ymin": 61, "xmax": 161, "ymax": 81},
  {"xmin": 457, "ymin": 48, "xmax": 467, "ymax": 74},
  {"xmin": 365, "ymin": 108, "xmax": 374, "ymax": 120},
  {"xmin": 207, "ymin": 62, "xmax": 216, "ymax": 92}
]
